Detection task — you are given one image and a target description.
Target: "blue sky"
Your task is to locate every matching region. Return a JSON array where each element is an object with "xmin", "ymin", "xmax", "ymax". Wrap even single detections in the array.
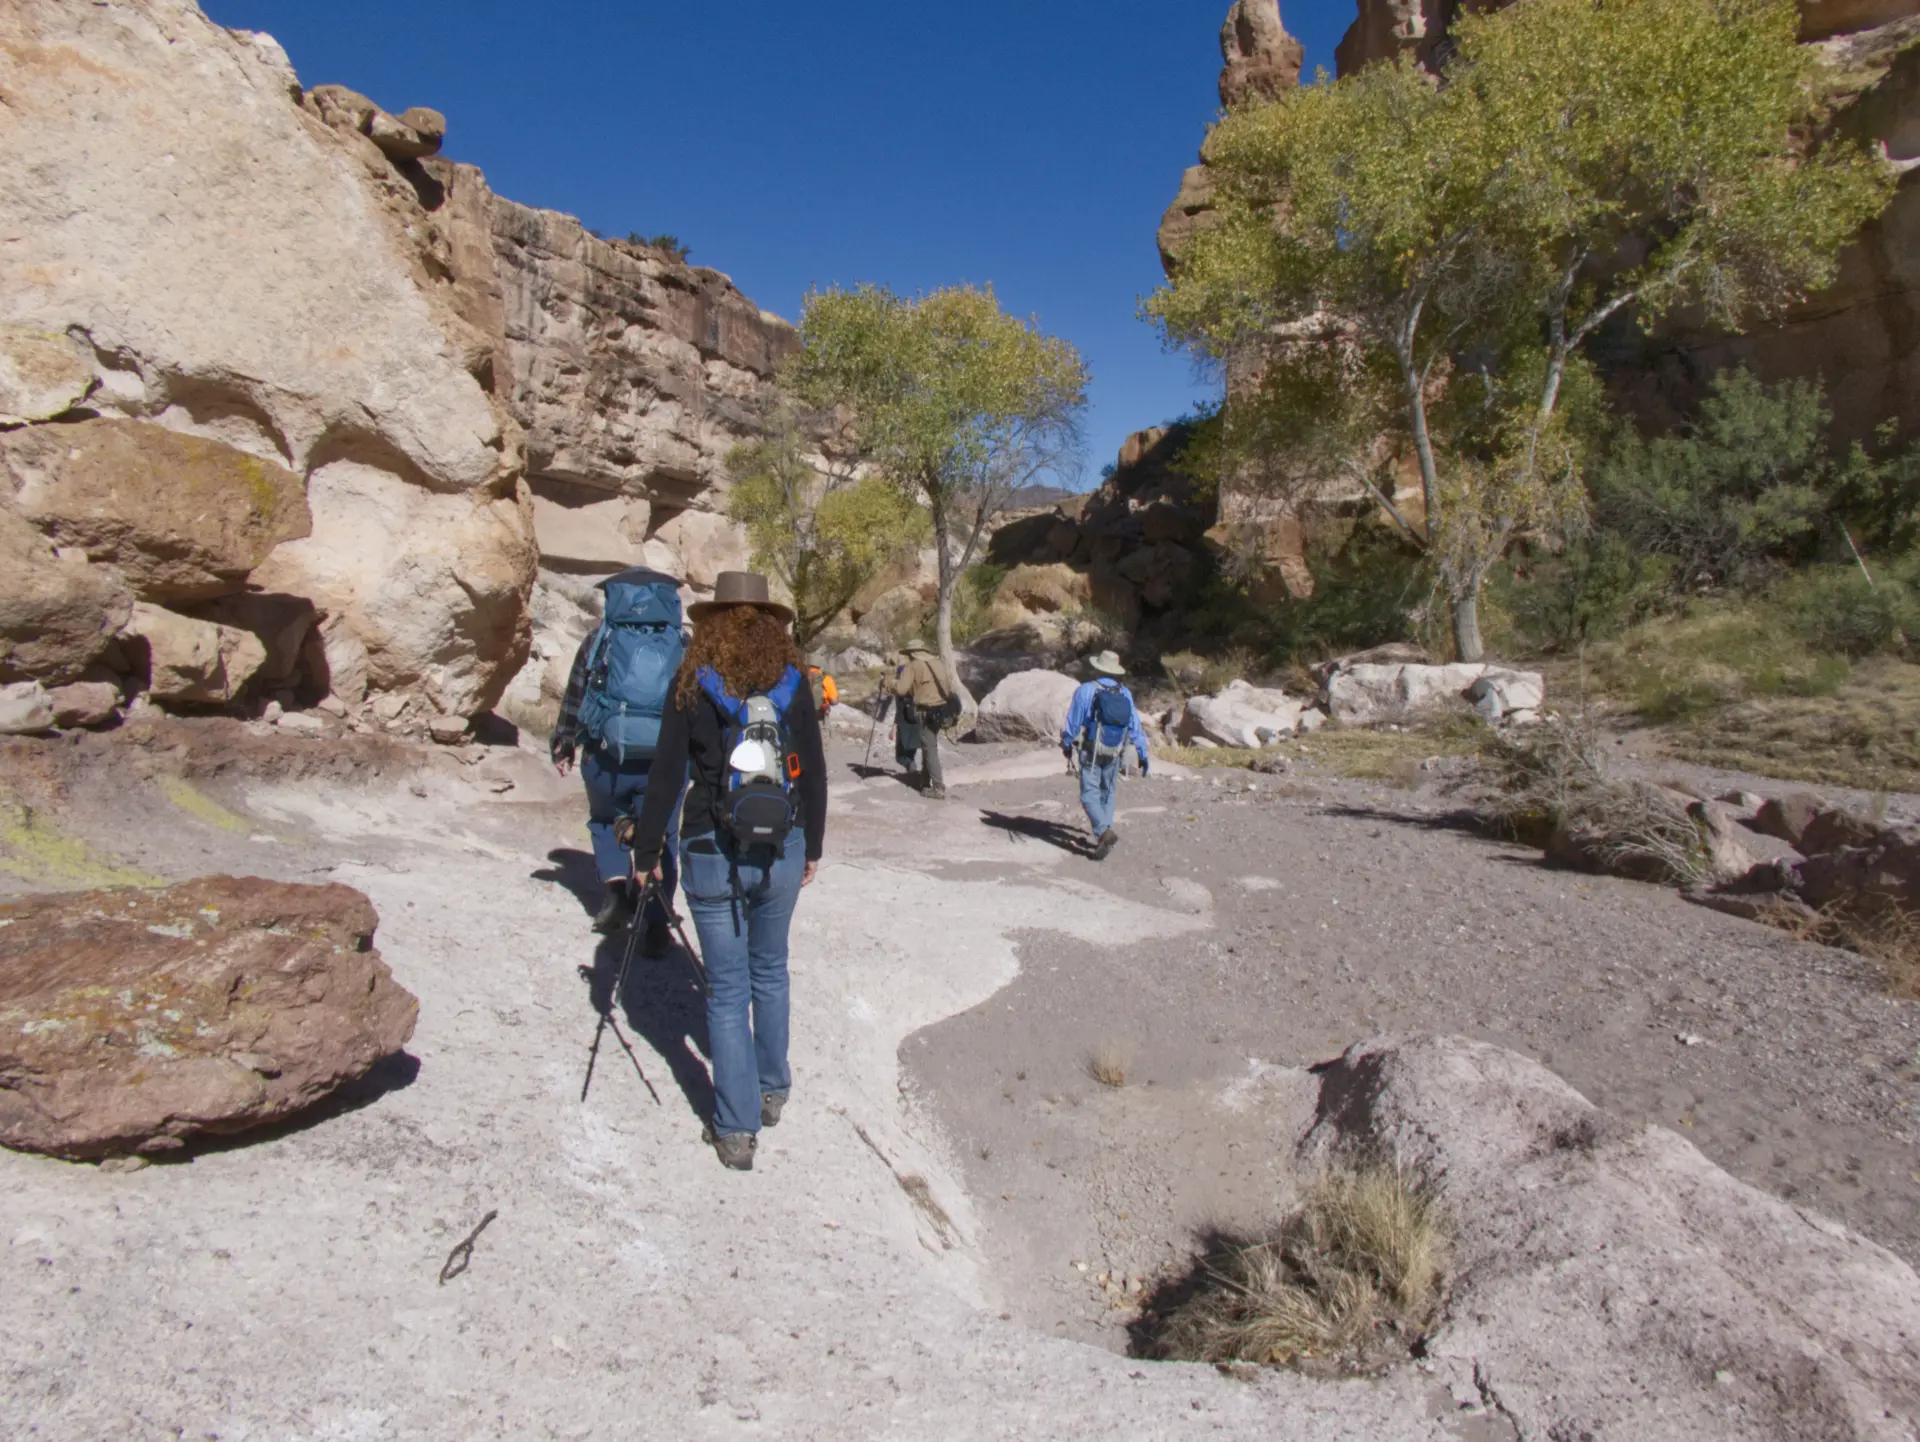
[{"xmin": 201, "ymin": 1, "xmax": 1353, "ymax": 486}]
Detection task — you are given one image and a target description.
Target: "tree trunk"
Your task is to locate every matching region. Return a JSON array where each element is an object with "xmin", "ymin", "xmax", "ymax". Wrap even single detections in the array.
[{"xmin": 1451, "ymin": 581, "xmax": 1485, "ymax": 664}]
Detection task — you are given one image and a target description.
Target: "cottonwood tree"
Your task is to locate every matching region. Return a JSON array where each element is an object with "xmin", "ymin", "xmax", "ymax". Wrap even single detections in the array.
[
  {"xmin": 725, "ymin": 404, "xmax": 927, "ymax": 651},
  {"xmin": 1148, "ymin": 0, "xmax": 1892, "ymax": 661},
  {"xmin": 785, "ymin": 284, "xmax": 1088, "ymax": 688}
]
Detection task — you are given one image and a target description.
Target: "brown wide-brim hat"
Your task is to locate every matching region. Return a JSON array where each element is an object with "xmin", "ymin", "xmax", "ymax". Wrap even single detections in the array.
[{"xmin": 687, "ymin": 570, "xmax": 795, "ymax": 624}]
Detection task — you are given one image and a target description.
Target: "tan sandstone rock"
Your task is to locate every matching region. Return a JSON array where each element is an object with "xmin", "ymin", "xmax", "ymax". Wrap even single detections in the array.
[
  {"xmin": 46, "ymin": 679, "xmax": 119, "ymax": 729},
  {"xmin": 122, "ymin": 602, "xmax": 267, "ymax": 707},
  {"xmin": 0, "ymin": 680, "xmax": 55, "ymax": 735},
  {"xmin": 1, "ymin": 419, "xmax": 310, "ymax": 602},
  {"xmin": 0, "ymin": 0, "xmax": 534, "ymax": 715},
  {"xmin": 0, "ymin": 507, "xmax": 133, "ymax": 684},
  {"xmin": 1178, "ymin": 680, "xmax": 1311, "ymax": 747},
  {"xmin": 1219, "ymin": 0, "xmax": 1306, "ymax": 105},
  {"xmin": 251, "ymin": 461, "xmax": 536, "ymax": 714},
  {"xmin": 1306, "ymin": 1036, "xmax": 1920, "ymax": 1439},
  {"xmin": 0, "ymin": 876, "xmax": 417, "ymax": 1159},
  {"xmin": 974, "ymin": 669, "xmax": 1083, "ymax": 744},
  {"xmin": 0, "ymin": 326, "xmax": 93, "ymax": 425}
]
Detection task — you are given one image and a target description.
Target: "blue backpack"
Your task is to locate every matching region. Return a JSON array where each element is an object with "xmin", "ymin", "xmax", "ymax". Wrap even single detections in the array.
[
  {"xmin": 1082, "ymin": 681, "xmax": 1134, "ymax": 764},
  {"xmin": 698, "ymin": 664, "xmax": 804, "ymax": 851},
  {"xmin": 576, "ymin": 572, "xmax": 686, "ymax": 764}
]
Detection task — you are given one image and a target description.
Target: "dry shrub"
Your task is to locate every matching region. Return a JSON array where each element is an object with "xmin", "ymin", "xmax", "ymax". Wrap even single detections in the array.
[
  {"xmin": 1477, "ymin": 721, "xmax": 1708, "ymax": 885},
  {"xmin": 1756, "ymin": 897, "xmax": 1920, "ymax": 1000},
  {"xmin": 1152, "ymin": 1166, "xmax": 1447, "ymax": 1371},
  {"xmin": 1086, "ymin": 1041, "xmax": 1130, "ymax": 1088}
]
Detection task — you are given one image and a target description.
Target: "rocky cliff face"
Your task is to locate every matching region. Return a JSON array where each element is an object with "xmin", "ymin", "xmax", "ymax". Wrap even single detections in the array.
[
  {"xmin": 481, "ymin": 201, "xmax": 796, "ymax": 731},
  {"xmin": 0, "ymin": 0, "xmax": 785, "ymax": 735}
]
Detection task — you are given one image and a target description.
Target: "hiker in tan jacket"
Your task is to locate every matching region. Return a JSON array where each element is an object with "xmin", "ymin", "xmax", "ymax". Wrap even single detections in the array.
[{"xmin": 888, "ymin": 638, "xmax": 956, "ymax": 799}]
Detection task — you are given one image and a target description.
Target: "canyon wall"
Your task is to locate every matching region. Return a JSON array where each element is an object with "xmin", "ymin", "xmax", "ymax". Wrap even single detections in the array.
[{"xmin": 0, "ymin": 0, "xmax": 784, "ymax": 735}]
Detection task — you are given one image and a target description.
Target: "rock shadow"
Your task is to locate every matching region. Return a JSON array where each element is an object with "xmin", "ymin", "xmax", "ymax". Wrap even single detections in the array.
[
  {"xmin": 535, "ymin": 848, "xmax": 602, "ymax": 916},
  {"xmin": 577, "ymin": 927, "xmax": 713, "ymax": 1124},
  {"xmin": 978, "ymin": 809, "xmax": 1091, "ymax": 856},
  {"xmin": 145, "ymin": 1049, "xmax": 423, "ymax": 1164}
]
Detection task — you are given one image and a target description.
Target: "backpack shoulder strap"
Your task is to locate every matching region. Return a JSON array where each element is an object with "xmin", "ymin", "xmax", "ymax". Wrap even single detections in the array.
[
  {"xmin": 766, "ymin": 665, "xmax": 803, "ymax": 713},
  {"xmin": 696, "ymin": 666, "xmax": 747, "ymax": 724},
  {"xmin": 583, "ymin": 623, "xmax": 612, "ymax": 678}
]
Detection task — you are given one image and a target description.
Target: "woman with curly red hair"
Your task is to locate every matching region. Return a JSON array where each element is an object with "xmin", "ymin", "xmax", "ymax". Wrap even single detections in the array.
[{"xmin": 625, "ymin": 572, "xmax": 827, "ymax": 1171}]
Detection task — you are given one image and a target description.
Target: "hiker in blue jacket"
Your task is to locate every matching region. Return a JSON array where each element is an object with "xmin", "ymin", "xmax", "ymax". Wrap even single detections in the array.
[
  {"xmin": 1060, "ymin": 649, "xmax": 1151, "ymax": 861},
  {"xmin": 552, "ymin": 567, "xmax": 690, "ymax": 950}
]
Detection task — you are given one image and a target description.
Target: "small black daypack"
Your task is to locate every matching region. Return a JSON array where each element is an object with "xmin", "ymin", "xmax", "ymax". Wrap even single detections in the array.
[{"xmin": 697, "ymin": 664, "xmax": 804, "ymax": 851}]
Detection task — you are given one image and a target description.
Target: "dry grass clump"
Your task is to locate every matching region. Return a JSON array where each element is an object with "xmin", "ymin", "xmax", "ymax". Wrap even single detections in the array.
[
  {"xmin": 1085, "ymin": 1041, "xmax": 1131, "ymax": 1088},
  {"xmin": 1151, "ymin": 1166, "xmax": 1447, "ymax": 1371},
  {"xmin": 1294, "ymin": 713, "xmax": 1487, "ymax": 784},
  {"xmin": 1477, "ymin": 721, "xmax": 1708, "ymax": 885},
  {"xmin": 1758, "ymin": 897, "xmax": 1920, "ymax": 1000},
  {"xmin": 1153, "ymin": 714, "xmax": 1486, "ymax": 785}
]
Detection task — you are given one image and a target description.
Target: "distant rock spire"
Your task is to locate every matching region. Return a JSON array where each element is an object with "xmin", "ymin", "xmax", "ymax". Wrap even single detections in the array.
[{"xmin": 1218, "ymin": 0, "xmax": 1305, "ymax": 107}]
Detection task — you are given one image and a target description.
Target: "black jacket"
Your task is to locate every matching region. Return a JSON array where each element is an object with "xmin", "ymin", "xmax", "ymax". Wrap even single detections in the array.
[{"xmin": 628, "ymin": 669, "xmax": 828, "ymax": 872}]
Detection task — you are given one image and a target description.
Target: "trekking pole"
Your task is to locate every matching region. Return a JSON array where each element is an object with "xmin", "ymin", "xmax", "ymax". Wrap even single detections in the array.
[{"xmin": 862, "ymin": 693, "xmax": 887, "ymax": 769}]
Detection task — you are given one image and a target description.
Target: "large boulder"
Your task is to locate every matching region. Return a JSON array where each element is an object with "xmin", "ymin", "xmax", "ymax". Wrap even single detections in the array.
[
  {"xmin": 0, "ymin": 507, "xmax": 132, "ymax": 684},
  {"xmin": 121, "ymin": 602, "xmax": 267, "ymax": 707},
  {"xmin": 0, "ymin": 876, "xmax": 418, "ymax": 1159},
  {"xmin": 0, "ymin": 0, "xmax": 535, "ymax": 717},
  {"xmin": 0, "ymin": 2, "xmax": 507, "ymax": 492},
  {"xmin": 250, "ymin": 460, "xmax": 536, "ymax": 716},
  {"xmin": 1327, "ymin": 661, "xmax": 1543, "ymax": 726},
  {"xmin": 1178, "ymin": 679, "xmax": 1312, "ymax": 747},
  {"xmin": 1304, "ymin": 1036, "xmax": 1920, "ymax": 1439},
  {"xmin": 1, "ymin": 419, "xmax": 310, "ymax": 603},
  {"xmin": 973, "ymin": 669, "xmax": 1081, "ymax": 744}
]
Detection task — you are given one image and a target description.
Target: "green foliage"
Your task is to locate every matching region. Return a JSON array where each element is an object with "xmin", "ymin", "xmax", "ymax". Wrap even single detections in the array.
[
  {"xmin": 1593, "ymin": 370, "xmax": 1831, "ymax": 587},
  {"xmin": 784, "ymin": 284, "xmax": 1088, "ymax": 662},
  {"xmin": 726, "ymin": 406, "xmax": 926, "ymax": 649},
  {"xmin": 1592, "ymin": 369, "xmax": 1920, "ymax": 590},
  {"xmin": 948, "ymin": 562, "xmax": 1008, "ymax": 645},
  {"xmin": 1146, "ymin": 0, "xmax": 1893, "ymax": 661},
  {"xmin": 1488, "ymin": 533, "xmax": 1675, "ymax": 652},
  {"xmin": 1775, "ymin": 564, "xmax": 1920, "ymax": 657},
  {"xmin": 1167, "ymin": 523, "xmax": 1432, "ymax": 670},
  {"xmin": 1589, "ymin": 598, "xmax": 1855, "ymax": 722},
  {"xmin": 628, "ymin": 232, "xmax": 690, "ymax": 262}
]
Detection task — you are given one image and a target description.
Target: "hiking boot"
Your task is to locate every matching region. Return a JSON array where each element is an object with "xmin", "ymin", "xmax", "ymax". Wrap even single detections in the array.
[
  {"xmin": 640, "ymin": 916, "xmax": 672, "ymax": 959},
  {"xmin": 761, "ymin": 1092, "xmax": 787, "ymax": 1128},
  {"xmin": 703, "ymin": 1125, "xmax": 756, "ymax": 1171},
  {"xmin": 925, "ymin": 785, "xmax": 947, "ymax": 800},
  {"xmin": 1092, "ymin": 829, "xmax": 1119, "ymax": 861},
  {"xmin": 590, "ymin": 881, "xmax": 632, "ymax": 934}
]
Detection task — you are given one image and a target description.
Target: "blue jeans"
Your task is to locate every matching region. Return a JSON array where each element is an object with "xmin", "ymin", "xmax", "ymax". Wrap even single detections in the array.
[
  {"xmin": 679, "ymin": 828, "xmax": 807, "ymax": 1137},
  {"xmin": 582, "ymin": 748, "xmax": 683, "ymax": 922},
  {"xmin": 1079, "ymin": 756, "xmax": 1121, "ymax": 836}
]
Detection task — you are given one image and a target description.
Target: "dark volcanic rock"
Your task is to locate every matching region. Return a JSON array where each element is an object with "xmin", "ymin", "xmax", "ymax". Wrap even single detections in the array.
[{"xmin": 0, "ymin": 876, "xmax": 416, "ymax": 1159}]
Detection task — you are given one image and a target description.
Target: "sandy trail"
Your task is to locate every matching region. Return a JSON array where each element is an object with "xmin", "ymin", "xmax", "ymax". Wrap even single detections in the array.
[
  {"xmin": 0, "ymin": 735, "xmax": 1479, "ymax": 1441},
  {"xmin": 909, "ymin": 759, "xmax": 1920, "ymax": 1351}
]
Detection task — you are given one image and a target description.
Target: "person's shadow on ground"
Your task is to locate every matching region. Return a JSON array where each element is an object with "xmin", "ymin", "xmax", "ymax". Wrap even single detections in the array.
[
  {"xmin": 978, "ymin": 809, "xmax": 1090, "ymax": 856},
  {"xmin": 576, "ymin": 922, "xmax": 714, "ymax": 1124},
  {"xmin": 534, "ymin": 848, "xmax": 601, "ymax": 918},
  {"xmin": 848, "ymin": 762, "xmax": 927, "ymax": 791}
]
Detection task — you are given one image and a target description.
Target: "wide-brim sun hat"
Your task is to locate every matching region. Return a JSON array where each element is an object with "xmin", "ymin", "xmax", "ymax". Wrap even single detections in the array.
[
  {"xmin": 1089, "ymin": 649, "xmax": 1126, "ymax": 676},
  {"xmin": 687, "ymin": 570, "xmax": 795, "ymax": 624},
  {"xmin": 901, "ymin": 637, "xmax": 933, "ymax": 654}
]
